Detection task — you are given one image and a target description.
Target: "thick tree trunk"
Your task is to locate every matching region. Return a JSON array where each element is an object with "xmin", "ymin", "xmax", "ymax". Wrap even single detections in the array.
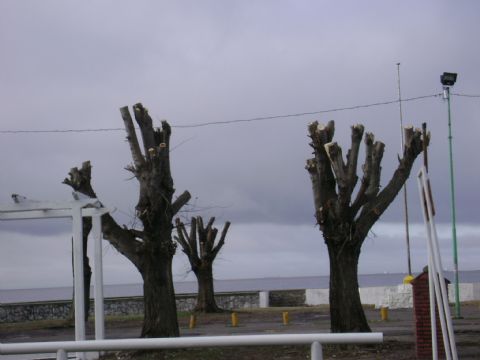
[
  {"xmin": 194, "ymin": 264, "xmax": 221, "ymax": 313},
  {"xmin": 327, "ymin": 238, "xmax": 371, "ymax": 333},
  {"xmin": 141, "ymin": 253, "xmax": 179, "ymax": 338}
]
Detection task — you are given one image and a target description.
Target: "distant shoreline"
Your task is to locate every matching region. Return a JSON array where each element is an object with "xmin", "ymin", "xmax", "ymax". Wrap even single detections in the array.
[{"xmin": 2, "ymin": 270, "xmax": 479, "ymax": 304}]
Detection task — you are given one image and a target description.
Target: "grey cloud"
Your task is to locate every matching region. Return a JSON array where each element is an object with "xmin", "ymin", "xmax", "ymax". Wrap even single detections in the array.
[{"xmin": 1, "ymin": 1, "xmax": 480, "ymax": 288}]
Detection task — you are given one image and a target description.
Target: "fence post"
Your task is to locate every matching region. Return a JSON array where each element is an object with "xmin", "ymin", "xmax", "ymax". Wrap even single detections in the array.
[{"xmin": 311, "ymin": 341, "xmax": 323, "ymax": 360}]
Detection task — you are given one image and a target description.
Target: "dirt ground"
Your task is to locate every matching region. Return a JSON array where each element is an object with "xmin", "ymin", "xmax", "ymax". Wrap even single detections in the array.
[{"xmin": 1, "ymin": 305, "xmax": 479, "ymax": 359}]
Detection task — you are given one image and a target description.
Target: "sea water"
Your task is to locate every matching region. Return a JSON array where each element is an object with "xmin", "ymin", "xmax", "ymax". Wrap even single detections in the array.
[{"xmin": 1, "ymin": 270, "xmax": 479, "ymax": 304}]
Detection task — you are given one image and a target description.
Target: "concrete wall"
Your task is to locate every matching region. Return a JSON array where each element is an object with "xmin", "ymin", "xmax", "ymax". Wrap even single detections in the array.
[
  {"xmin": 268, "ymin": 289, "xmax": 305, "ymax": 307},
  {"xmin": 306, "ymin": 283, "xmax": 479, "ymax": 309},
  {"xmin": 306, "ymin": 285, "xmax": 414, "ymax": 309},
  {"xmin": 448, "ymin": 282, "xmax": 480, "ymax": 302},
  {"xmin": 0, "ymin": 291, "xmax": 260, "ymax": 323},
  {"xmin": 2, "ymin": 283, "xmax": 478, "ymax": 323}
]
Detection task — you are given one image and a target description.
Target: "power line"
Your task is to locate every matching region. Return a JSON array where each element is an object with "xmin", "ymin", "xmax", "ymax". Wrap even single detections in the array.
[
  {"xmin": 0, "ymin": 128, "xmax": 125, "ymax": 134},
  {"xmin": 2, "ymin": 92, "xmax": 473, "ymax": 135},
  {"xmin": 172, "ymin": 94, "xmax": 442, "ymax": 128},
  {"xmin": 452, "ymin": 92, "xmax": 480, "ymax": 98}
]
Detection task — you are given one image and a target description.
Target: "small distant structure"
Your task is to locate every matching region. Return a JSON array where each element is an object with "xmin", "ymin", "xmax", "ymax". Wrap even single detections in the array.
[{"xmin": 0, "ymin": 192, "xmax": 109, "ymax": 360}]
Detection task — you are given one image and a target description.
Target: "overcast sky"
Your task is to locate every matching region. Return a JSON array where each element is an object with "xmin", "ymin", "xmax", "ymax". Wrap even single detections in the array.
[{"xmin": 1, "ymin": 1, "xmax": 479, "ymax": 289}]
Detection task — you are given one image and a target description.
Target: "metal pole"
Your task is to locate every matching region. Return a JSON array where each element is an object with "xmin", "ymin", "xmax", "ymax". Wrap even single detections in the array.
[
  {"xmin": 311, "ymin": 341, "xmax": 323, "ymax": 360},
  {"xmin": 56, "ymin": 349, "xmax": 68, "ymax": 360},
  {"xmin": 445, "ymin": 87, "xmax": 461, "ymax": 318},
  {"xmin": 92, "ymin": 215, "xmax": 105, "ymax": 341},
  {"xmin": 0, "ymin": 333, "xmax": 384, "ymax": 354},
  {"xmin": 72, "ymin": 206, "xmax": 86, "ymax": 360},
  {"xmin": 397, "ymin": 63, "xmax": 412, "ymax": 276}
]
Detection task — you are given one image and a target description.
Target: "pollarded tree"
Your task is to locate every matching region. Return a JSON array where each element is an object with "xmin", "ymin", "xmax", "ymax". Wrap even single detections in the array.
[
  {"xmin": 63, "ymin": 103, "xmax": 191, "ymax": 338},
  {"xmin": 305, "ymin": 121, "xmax": 428, "ymax": 333},
  {"xmin": 175, "ymin": 217, "xmax": 230, "ymax": 312}
]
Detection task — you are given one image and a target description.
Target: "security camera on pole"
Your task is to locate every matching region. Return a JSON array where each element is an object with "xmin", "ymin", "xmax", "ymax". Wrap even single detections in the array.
[{"xmin": 440, "ymin": 71, "xmax": 461, "ymax": 318}]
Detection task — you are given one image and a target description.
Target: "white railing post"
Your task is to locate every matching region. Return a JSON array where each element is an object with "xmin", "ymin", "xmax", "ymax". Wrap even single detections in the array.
[
  {"xmin": 56, "ymin": 349, "xmax": 68, "ymax": 360},
  {"xmin": 311, "ymin": 341, "xmax": 323, "ymax": 360},
  {"xmin": 417, "ymin": 167, "xmax": 458, "ymax": 360},
  {"xmin": 92, "ymin": 215, "xmax": 105, "ymax": 341},
  {"xmin": 72, "ymin": 205, "xmax": 86, "ymax": 360},
  {"xmin": 0, "ymin": 333, "xmax": 382, "ymax": 357}
]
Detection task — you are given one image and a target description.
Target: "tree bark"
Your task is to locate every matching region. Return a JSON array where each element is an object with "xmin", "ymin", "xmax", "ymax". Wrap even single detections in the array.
[
  {"xmin": 142, "ymin": 252, "xmax": 179, "ymax": 337},
  {"xmin": 194, "ymin": 263, "xmax": 221, "ymax": 313},
  {"xmin": 327, "ymin": 235, "xmax": 370, "ymax": 332}
]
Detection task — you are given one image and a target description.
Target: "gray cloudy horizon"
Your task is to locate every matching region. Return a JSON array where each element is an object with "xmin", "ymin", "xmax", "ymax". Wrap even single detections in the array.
[{"xmin": 1, "ymin": 1, "xmax": 480, "ymax": 289}]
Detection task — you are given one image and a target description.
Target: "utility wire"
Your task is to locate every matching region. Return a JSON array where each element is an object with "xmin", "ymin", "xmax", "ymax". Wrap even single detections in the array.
[
  {"xmin": 451, "ymin": 92, "xmax": 480, "ymax": 98},
  {"xmin": 173, "ymin": 94, "xmax": 442, "ymax": 128},
  {"xmin": 0, "ymin": 128, "xmax": 125, "ymax": 134},
  {"xmin": 2, "ymin": 92, "xmax": 476, "ymax": 135}
]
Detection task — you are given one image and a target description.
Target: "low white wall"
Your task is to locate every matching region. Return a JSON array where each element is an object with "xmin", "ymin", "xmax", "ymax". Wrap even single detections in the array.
[
  {"xmin": 306, "ymin": 283, "xmax": 480, "ymax": 309},
  {"xmin": 448, "ymin": 283, "xmax": 480, "ymax": 302},
  {"xmin": 305, "ymin": 288, "xmax": 329, "ymax": 305},
  {"xmin": 259, "ymin": 291, "xmax": 269, "ymax": 308}
]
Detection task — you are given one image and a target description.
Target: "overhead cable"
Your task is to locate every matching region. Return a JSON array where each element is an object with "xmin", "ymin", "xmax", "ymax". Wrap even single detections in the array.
[{"xmin": 3, "ymin": 92, "xmax": 477, "ymax": 135}]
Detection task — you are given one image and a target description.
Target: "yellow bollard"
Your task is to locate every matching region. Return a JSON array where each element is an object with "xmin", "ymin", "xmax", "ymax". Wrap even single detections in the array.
[
  {"xmin": 403, "ymin": 274, "xmax": 414, "ymax": 284},
  {"xmin": 380, "ymin": 306, "xmax": 389, "ymax": 321},
  {"xmin": 231, "ymin": 312, "xmax": 238, "ymax": 327},
  {"xmin": 282, "ymin": 311, "xmax": 289, "ymax": 325},
  {"xmin": 189, "ymin": 314, "xmax": 196, "ymax": 329}
]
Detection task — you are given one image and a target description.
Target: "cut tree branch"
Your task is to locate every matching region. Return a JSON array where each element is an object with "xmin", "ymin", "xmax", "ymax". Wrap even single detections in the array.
[
  {"xmin": 63, "ymin": 161, "xmax": 143, "ymax": 270},
  {"xmin": 356, "ymin": 126, "xmax": 425, "ymax": 240},
  {"xmin": 172, "ymin": 191, "xmax": 192, "ymax": 215},
  {"xmin": 133, "ymin": 103, "xmax": 156, "ymax": 156},
  {"xmin": 120, "ymin": 106, "xmax": 145, "ymax": 171},
  {"xmin": 211, "ymin": 221, "xmax": 231, "ymax": 260},
  {"xmin": 346, "ymin": 124, "xmax": 364, "ymax": 193},
  {"xmin": 307, "ymin": 121, "xmax": 338, "ymax": 206}
]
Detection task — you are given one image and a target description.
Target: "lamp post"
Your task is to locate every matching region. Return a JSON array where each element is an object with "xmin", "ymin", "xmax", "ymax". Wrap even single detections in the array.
[{"xmin": 440, "ymin": 72, "xmax": 461, "ymax": 318}]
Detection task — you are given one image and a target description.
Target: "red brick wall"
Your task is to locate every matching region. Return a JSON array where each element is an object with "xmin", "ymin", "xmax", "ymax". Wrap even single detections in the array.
[{"xmin": 412, "ymin": 271, "xmax": 445, "ymax": 359}]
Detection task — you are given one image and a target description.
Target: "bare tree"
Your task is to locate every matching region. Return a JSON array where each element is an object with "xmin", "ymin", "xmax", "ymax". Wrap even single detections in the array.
[
  {"xmin": 63, "ymin": 103, "xmax": 191, "ymax": 338},
  {"xmin": 175, "ymin": 217, "xmax": 230, "ymax": 313},
  {"xmin": 306, "ymin": 121, "xmax": 428, "ymax": 332}
]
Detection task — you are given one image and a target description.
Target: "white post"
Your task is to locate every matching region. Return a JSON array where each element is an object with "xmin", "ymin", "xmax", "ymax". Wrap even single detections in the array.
[
  {"xmin": 259, "ymin": 291, "xmax": 269, "ymax": 308},
  {"xmin": 72, "ymin": 205, "xmax": 86, "ymax": 360},
  {"xmin": 311, "ymin": 341, "xmax": 323, "ymax": 360},
  {"xmin": 92, "ymin": 215, "xmax": 105, "ymax": 341},
  {"xmin": 417, "ymin": 168, "xmax": 458, "ymax": 360},
  {"xmin": 56, "ymin": 349, "xmax": 68, "ymax": 360}
]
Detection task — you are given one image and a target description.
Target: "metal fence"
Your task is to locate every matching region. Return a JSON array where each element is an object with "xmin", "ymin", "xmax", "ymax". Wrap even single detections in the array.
[{"xmin": 0, "ymin": 333, "xmax": 383, "ymax": 360}]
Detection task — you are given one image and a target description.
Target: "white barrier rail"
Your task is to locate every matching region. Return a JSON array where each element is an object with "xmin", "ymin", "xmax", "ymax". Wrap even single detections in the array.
[{"xmin": 0, "ymin": 333, "xmax": 383, "ymax": 360}]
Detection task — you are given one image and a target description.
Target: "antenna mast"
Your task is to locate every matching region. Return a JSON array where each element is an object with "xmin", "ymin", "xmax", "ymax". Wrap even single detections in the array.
[{"xmin": 397, "ymin": 63, "xmax": 412, "ymax": 277}]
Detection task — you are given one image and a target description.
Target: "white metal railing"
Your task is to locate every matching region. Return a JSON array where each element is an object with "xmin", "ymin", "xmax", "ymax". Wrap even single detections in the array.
[
  {"xmin": 417, "ymin": 167, "xmax": 458, "ymax": 360},
  {"xmin": 0, "ymin": 333, "xmax": 383, "ymax": 360}
]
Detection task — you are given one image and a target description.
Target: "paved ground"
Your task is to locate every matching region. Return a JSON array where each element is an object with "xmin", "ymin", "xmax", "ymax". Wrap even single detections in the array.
[{"xmin": 1, "ymin": 305, "xmax": 479, "ymax": 359}]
